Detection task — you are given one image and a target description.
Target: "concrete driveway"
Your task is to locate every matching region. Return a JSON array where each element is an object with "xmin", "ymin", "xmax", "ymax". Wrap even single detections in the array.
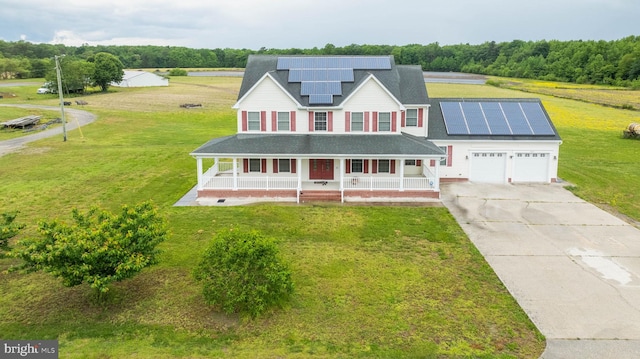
[{"xmin": 441, "ymin": 182, "xmax": 640, "ymax": 359}]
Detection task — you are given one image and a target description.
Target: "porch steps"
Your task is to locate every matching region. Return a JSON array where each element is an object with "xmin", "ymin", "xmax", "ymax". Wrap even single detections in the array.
[{"xmin": 299, "ymin": 190, "xmax": 341, "ymax": 203}]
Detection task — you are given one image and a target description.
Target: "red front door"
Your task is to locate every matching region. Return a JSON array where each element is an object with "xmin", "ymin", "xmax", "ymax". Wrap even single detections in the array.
[{"xmin": 309, "ymin": 159, "xmax": 334, "ymax": 180}]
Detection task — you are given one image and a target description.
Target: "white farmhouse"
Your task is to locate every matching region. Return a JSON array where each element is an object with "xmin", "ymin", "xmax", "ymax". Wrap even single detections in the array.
[{"xmin": 191, "ymin": 55, "xmax": 561, "ymax": 203}]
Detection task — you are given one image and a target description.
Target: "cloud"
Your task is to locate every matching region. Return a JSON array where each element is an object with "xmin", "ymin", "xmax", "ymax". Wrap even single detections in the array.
[{"xmin": 0, "ymin": 0, "xmax": 638, "ymax": 49}]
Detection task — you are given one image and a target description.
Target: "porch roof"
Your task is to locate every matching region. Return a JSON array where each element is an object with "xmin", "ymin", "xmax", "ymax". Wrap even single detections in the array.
[{"xmin": 191, "ymin": 133, "xmax": 445, "ymax": 158}]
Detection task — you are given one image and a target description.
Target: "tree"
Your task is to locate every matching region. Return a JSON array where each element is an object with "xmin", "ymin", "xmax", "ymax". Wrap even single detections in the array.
[
  {"xmin": 194, "ymin": 229, "xmax": 294, "ymax": 318},
  {"xmin": 12, "ymin": 201, "xmax": 168, "ymax": 295},
  {"xmin": 90, "ymin": 52, "xmax": 124, "ymax": 91},
  {"xmin": 44, "ymin": 58, "xmax": 94, "ymax": 94}
]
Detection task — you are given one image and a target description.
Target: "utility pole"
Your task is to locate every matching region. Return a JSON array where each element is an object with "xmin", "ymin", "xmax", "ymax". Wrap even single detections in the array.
[{"xmin": 54, "ymin": 55, "xmax": 67, "ymax": 142}]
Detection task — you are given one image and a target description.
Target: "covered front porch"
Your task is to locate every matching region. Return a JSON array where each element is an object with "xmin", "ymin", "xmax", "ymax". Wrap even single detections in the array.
[{"xmin": 194, "ymin": 157, "xmax": 441, "ymax": 203}]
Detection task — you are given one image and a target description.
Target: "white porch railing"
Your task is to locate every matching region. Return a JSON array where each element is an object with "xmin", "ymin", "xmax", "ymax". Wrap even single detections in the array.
[
  {"xmin": 203, "ymin": 175, "xmax": 298, "ymax": 190},
  {"xmin": 342, "ymin": 176, "xmax": 436, "ymax": 191}
]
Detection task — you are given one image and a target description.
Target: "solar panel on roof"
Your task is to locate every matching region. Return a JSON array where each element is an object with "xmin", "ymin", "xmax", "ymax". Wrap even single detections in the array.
[
  {"xmin": 301, "ymin": 81, "xmax": 342, "ymax": 96},
  {"xmin": 520, "ymin": 102, "xmax": 555, "ymax": 135},
  {"xmin": 500, "ymin": 103, "xmax": 532, "ymax": 135},
  {"xmin": 441, "ymin": 102, "xmax": 469, "ymax": 135},
  {"xmin": 441, "ymin": 101, "xmax": 555, "ymax": 136},
  {"xmin": 309, "ymin": 94, "xmax": 333, "ymax": 104},
  {"xmin": 278, "ymin": 56, "xmax": 392, "ymax": 105},
  {"xmin": 461, "ymin": 102, "xmax": 490, "ymax": 135},
  {"xmin": 480, "ymin": 102, "xmax": 511, "ymax": 135}
]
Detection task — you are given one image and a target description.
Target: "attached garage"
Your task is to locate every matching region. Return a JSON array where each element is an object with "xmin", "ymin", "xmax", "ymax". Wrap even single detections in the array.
[
  {"xmin": 512, "ymin": 152, "xmax": 550, "ymax": 183},
  {"xmin": 469, "ymin": 152, "xmax": 507, "ymax": 183},
  {"xmin": 427, "ymin": 98, "xmax": 562, "ymax": 184}
]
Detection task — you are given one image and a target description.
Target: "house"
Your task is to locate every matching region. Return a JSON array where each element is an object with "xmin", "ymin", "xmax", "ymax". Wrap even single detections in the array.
[
  {"xmin": 190, "ymin": 55, "xmax": 561, "ymax": 203},
  {"xmin": 112, "ymin": 70, "xmax": 169, "ymax": 87}
]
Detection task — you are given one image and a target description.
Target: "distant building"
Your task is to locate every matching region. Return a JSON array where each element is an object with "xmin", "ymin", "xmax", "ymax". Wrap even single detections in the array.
[{"xmin": 112, "ymin": 71, "xmax": 169, "ymax": 87}]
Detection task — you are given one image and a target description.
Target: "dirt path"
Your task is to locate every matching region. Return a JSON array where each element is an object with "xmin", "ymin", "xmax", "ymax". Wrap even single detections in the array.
[{"xmin": 0, "ymin": 104, "xmax": 97, "ymax": 157}]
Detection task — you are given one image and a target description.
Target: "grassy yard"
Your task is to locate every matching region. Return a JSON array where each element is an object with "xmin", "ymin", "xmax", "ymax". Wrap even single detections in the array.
[{"xmin": 2, "ymin": 74, "xmax": 638, "ymax": 358}]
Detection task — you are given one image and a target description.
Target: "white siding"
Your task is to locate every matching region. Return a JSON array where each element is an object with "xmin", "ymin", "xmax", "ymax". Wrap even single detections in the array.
[
  {"xmin": 236, "ymin": 77, "xmax": 299, "ymax": 132},
  {"xmin": 430, "ymin": 140, "xmax": 560, "ymax": 183}
]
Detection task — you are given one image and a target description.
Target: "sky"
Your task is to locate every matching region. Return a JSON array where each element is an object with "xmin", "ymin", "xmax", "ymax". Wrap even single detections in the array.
[{"xmin": 1, "ymin": 0, "xmax": 638, "ymax": 50}]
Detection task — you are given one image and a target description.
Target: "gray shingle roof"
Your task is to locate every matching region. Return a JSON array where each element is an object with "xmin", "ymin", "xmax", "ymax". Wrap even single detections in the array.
[
  {"xmin": 427, "ymin": 98, "xmax": 562, "ymax": 141},
  {"xmin": 237, "ymin": 55, "xmax": 428, "ymax": 108},
  {"xmin": 191, "ymin": 133, "xmax": 445, "ymax": 158}
]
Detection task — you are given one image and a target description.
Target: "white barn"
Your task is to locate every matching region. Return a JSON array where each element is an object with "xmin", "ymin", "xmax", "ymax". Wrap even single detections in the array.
[{"xmin": 112, "ymin": 71, "xmax": 168, "ymax": 87}]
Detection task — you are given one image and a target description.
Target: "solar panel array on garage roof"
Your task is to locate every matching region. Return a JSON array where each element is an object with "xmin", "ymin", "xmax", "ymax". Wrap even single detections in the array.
[
  {"xmin": 441, "ymin": 101, "xmax": 555, "ymax": 136},
  {"xmin": 277, "ymin": 56, "xmax": 392, "ymax": 105}
]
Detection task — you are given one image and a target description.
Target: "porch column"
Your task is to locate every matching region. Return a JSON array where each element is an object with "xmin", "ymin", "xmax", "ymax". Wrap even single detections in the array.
[
  {"xmin": 399, "ymin": 158, "xmax": 405, "ymax": 191},
  {"xmin": 232, "ymin": 157, "xmax": 238, "ymax": 191},
  {"xmin": 339, "ymin": 158, "xmax": 344, "ymax": 191},
  {"xmin": 196, "ymin": 157, "xmax": 203, "ymax": 190},
  {"xmin": 434, "ymin": 160, "xmax": 440, "ymax": 191},
  {"xmin": 296, "ymin": 158, "xmax": 302, "ymax": 203}
]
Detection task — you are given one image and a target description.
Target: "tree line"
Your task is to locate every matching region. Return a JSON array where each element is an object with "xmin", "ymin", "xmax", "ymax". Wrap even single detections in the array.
[{"xmin": 1, "ymin": 36, "xmax": 640, "ymax": 87}]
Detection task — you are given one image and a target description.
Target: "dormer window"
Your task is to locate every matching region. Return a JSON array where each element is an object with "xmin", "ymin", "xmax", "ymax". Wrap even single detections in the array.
[
  {"xmin": 378, "ymin": 112, "xmax": 391, "ymax": 131},
  {"xmin": 247, "ymin": 111, "xmax": 260, "ymax": 131},
  {"xmin": 406, "ymin": 109, "xmax": 418, "ymax": 127}
]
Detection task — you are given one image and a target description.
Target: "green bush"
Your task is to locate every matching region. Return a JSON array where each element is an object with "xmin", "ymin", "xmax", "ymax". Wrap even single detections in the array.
[
  {"xmin": 194, "ymin": 229, "xmax": 294, "ymax": 318},
  {"xmin": 168, "ymin": 68, "xmax": 188, "ymax": 76},
  {"xmin": 12, "ymin": 201, "xmax": 168, "ymax": 295}
]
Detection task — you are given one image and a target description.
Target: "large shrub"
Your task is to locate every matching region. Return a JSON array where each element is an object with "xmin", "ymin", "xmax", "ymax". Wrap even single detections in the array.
[
  {"xmin": 194, "ymin": 229, "xmax": 294, "ymax": 318},
  {"xmin": 0, "ymin": 211, "xmax": 25, "ymax": 253},
  {"xmin": 12, "ymin": 201, "xmax": 168, "ymax": 295}
]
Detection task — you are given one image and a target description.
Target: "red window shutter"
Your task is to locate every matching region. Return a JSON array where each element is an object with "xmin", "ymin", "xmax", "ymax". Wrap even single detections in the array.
[
  {"xmin": 291, "ymin": 159, "xmax": 296, "ymax": 173},
  {"xmin": 430, "ymin": 159, "xmax": 436, "ymax": 167},
  {"xmin": 242, "ymin": 111, "xmax": 248, "ymax": 131},
  {"xmin": 401, "ymin": 111, "xmax": 406, "ymax": 127},
  {"xmin": 346, "ymin": 159, "xmax": 351, "ymax": 173},
  {"xmin": 291, "ymin": 111, "xmax": 296, "ymax": 131},
  {"xmin": 372, "ymin": 112, "xmax": 378, "ymax": 132},
  {"xmin": 392, "ymin": 112, "xmax": 397, "ymax": 132},
  {"xmin": 261, "ymin": 158, "xmax": 267, "ymax": 173},
  {"xmin": 308, "ymin": 111, "xmax": 314, "ymax": 132},
  {"xmin": 364, "ymin": 159, "xmax": 369, "ymax": 173},
  {"xmin": 345, "ymin": 112, "xmax": 351, "ymax": 132},
  {"xmin": 372, "ymin": 159, "xmax": 378, "ymax": 174},
  {"xmin": 271, "ymin": 111, "xmax": 277, "ymax": 132},
  {"xmin": 328, "ymin": 111, "xmax": 333, "ymax": 132},
  {"xmin": 243, "ymin": 158, "xmax": 249, "ymax": 173},
  {"xmin": 418, "ymin": 108, "xmax": 424, "ymax": 127},
  {"xmin": 417, "ymin": 159, "xmax": 422, "ymax": 166},
  {"xmin": 260, "ymin": 111, "xmax": 267, "ymax": 132},
  {"xmin": 390, "ymin": 160, "xmax": 396, "ymax": 174},
  {"xmin": 447, "ymin": 145, "xmax": 453, "ymax": 167},
  {"xmin": 364, "ymin": 112, "xmax": 370, "ymax": 132},
  {"xmin": 273, "ymin": 159, "xmax": 279, "ymax": 173}
]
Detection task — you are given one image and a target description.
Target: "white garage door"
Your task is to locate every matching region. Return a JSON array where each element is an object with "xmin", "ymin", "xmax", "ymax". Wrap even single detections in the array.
[
  {"xmin": 513, "ymin": 153, "xmax": 549, "ymax": 182},
  {"xmin": 469, "ymin": 152, "xmax": 506, "ymax": 183}
]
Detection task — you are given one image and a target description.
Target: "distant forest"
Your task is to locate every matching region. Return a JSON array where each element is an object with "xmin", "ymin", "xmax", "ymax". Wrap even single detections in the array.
[{"xmin": 1, "ymin": 36, "xmax": 640, "ymax": 87}]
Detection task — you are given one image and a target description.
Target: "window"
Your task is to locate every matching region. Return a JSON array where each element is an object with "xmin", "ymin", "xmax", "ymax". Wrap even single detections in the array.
[
  {"xmin": 278, "ymin": 159, "xmax": 291, "ymax": 173},
  {"xmin": 351, "ymin": 159, "xmax": 363, "ymax": 173},
  {"xmin": 405, "ymin": 159, "xmax": 416, "ymax": 166},
  {"xmin": 439, "ymin": 146, "xmax": 448, "ymax": 166},
  {"xmin": 351, "ymin": 112, "xmax": 364, "ymax": 131},
  {"xmin": 378, "ymin": 159, "xmax": 390, "ymax": 173},
  {"xmin": 277, "ymin": 112, "xmax": 290, "ymax": 131},
  {"xmin": 406, "ymin": 109, "xmax": 418, "ymax": 126},
  {"xmin": 247, "ymin": 112, "xmax": 260, "ymax": 131},
  {"xmin": 249, "ymin": 158, "xmax": 261, "ymax": 172},
  {"xmin": 378, "ymin": 112, "xmax": 391, "ymax": 131},
  {"xmin": 314, "ymin": 112, "xmax": 327, "ymax": 131}
]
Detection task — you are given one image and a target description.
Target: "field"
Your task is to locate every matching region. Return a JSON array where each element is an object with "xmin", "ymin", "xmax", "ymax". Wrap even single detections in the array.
[{"xmin": 1, "ymin": 75, "xmax": 639, "ymax": 358}]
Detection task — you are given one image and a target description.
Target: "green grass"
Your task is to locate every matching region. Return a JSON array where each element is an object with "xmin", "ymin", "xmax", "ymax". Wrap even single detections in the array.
[{"xmin": 8, "ymin": 74, "xmax": 640, "ymax": 358}]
